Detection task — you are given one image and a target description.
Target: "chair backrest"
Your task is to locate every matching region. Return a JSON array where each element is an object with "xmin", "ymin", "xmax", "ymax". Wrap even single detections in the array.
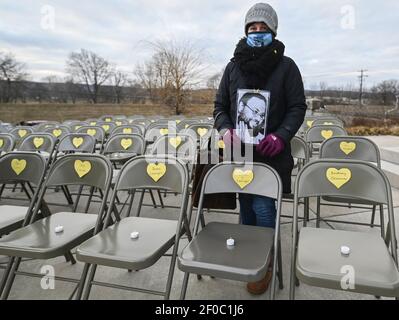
[
  {"xmin": 291, "ymin": 136, "xmax": 308, "ymax": 162},
  {"xmin": 103, "ymin": 134, "xmax": 145, "ymax": 155},
  {"xmin": 115, "ymin": 155, "xmax": 188, "ymax": 194},
  {"xmin": 0, "ymin": 151, "xmax": 47, "ymax": 186},
  {"xmin": 200, "ymin": 162, "xmax": 282, "ymax": 200},
  {"xmin": 100, "ymin": 115, "xmax": 115, "ymax": 122},
  {"xmin": 18, "ymin": 133, "xmax": 57, "ymax": 155},
  {"xmin": 86, "ymin": 118, "xmax": 100, "ymax": 126},
  {"xmin": 76, "ymin": 126, "xmax": 106, "ymax": 143},
  {"xmin": 44, "ymin": 125, "xmax": 71, "ymax": 140},
  {"xmin": 45, "ymin": 153, "xmax": 112, "ymax": 190},
  {"xmin": 313, "ymin": 118, "xmax": 344, "ymax": 127},
  {"xmin": 113, "ymin": 119, "xmax": 129, "ymax": 126},
  {"xmin": 150, "ymin": 133, "xmax": 197, "ymax": 164},
  {"xmin": 319, "ymin": 136, "xmax": 380, "ymax": 166},
  {"xmin": 306, "ymin": 124, "xmax": 347, "ymax": 144},
  {"xmin": 34, "ymin": 121, "xmax": 60, "ymax": 132},
  {"xmin": 0, "ymin": 133, "xmax": 16, "ymax": 154},
  {"xmin": 57, "ymin": 133, "xmax": 96, "ymax": 154},
  {"xmin": 145, "ymin": 125, "xmax": 177, "ymax": 143},
  {"xmin": 96, "ymin": 121, "xmax": 116, "ymax": 136},
  {"xmin": 9, "ymin": 127, "xmax": 35, "ymax": 141},
  {"xmin": 129, "ymin": 118, "xmax": 150, "ymax": 128},
  {"xmin": 68, "ymin": 121, "xmax": 89, "ymax": 132},
  {"xmin": 185, "ymin": 123, "xmax": 214, "ymax": 143},
  {"xmin": 111, "ymin": 125, "xmax": 143, "ymax": 136}
]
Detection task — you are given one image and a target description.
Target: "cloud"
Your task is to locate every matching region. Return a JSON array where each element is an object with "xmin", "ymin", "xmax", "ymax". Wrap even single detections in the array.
[{"xmin": 0, "ymin": 0, "xmax": 398, "ymax": 88}]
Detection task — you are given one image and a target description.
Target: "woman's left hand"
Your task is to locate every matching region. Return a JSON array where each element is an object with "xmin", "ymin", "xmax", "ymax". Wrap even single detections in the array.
[{"xmin": 256, "ymin": 133, "xmax": 285, "ymax": 157}]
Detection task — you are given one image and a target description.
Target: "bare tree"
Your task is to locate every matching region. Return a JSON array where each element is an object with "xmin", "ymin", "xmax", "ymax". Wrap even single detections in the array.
[
  {"xmin": 66, "ymin": 49, "xmax": 113, "ymax": 104},
  {"xmin": 135, "ymin": 40, "xmax": 206, "ymax": 115},
  {"xmin": 318, "ymin": 81, "xmax": 328, "ymax": 99},
  {"xmin": 0, "ymin": 52, "xmax": 28, "ymax": 103},
  {"xmin": 207, "ymin": 70, "xmax": 224, "ymax": 90},
  {"xmin": 111, "ymin": 70, "xmax": 129, "ymax": 104},
  {"xmin": 372, "ymin": 79, "xmax": 398, "ymax": 105}
]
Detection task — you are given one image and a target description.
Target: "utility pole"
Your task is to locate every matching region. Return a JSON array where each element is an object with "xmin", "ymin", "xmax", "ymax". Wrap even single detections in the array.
[{"xmin": 358, "ymin": 69, "xmax": 368, "ymax": 105}]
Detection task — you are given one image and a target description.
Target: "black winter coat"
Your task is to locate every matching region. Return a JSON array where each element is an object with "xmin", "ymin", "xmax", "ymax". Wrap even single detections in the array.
[{"xmin": 213, "ymin": 56, "xmax": 307, "ymax": 193}]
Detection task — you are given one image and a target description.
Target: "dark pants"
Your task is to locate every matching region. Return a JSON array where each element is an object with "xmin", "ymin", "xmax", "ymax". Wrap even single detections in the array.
[{"xmin": 238, "ymin": 194, "xmax": 276, "ymax": 228}]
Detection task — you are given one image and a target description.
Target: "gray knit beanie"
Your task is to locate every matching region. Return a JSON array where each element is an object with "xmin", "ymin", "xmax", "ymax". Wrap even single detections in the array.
[{"xmin": 245, "ymin": 3, "xmax": 278, "ymax": 35}]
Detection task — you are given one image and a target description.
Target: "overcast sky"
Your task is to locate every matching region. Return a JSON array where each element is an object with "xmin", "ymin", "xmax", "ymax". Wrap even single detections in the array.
[{"xmin": 1, "ymin": 0, "xmax": 398, "ymax": 89}]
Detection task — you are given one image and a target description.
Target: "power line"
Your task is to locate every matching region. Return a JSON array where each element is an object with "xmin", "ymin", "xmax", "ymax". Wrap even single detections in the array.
[{"xmin": 358, "ymin": 69, "xmax": 368, "ymax": 105}]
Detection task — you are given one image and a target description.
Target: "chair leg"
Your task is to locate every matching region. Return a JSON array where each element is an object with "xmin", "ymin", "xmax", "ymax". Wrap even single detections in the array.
[
  {"xmin": 0, "ymin": 184, "xmax": 5, "ymax": 199},
  {"xmin": 62, "ymin": 186, "xmax": 74, "ymax": 205},
  {"xmin": 277, "ymin": 240, "xmax": 284, "ymax": 290},
  {"xmin": 157, "ymin": 190, "xmax": 165, "ymax": 208},
  {"xmin": 126, "ymin": 190, "xmax": 136, "ymax": 217},
  {"xmin": 149, "ymin": 189, "xmax": 158, "ymax": 208},
  {"xmin": 303, "ymin": 197, "xmax": 310, "ymax": 227},
  {"xmin": 1, "ymin": 257, "xmax": 21, "ymax": 300},
  {"xmin": 370, "ymin": 205, "xmax": 376, "ymax": 228},
  {"xmin": 164, "ymin": 243, "xmax": 180, "ymax": 300},
  {"xmin": 64, "ymin": 251, "xmax": 76, "ymax": 265},
  {"xmin": 73, "ymin": 185, "xmax": 84, "ymax": 212},
  {"xmin": 180, "ymin": 272, "xmax": 190, "ymax": 300},
  {"xmin": 0, "ymin": 257, "xmax": 15, "ymax": 296},
  {"xmin": 316, "ymin": 197, "xmax": 321, "ymax": 228},
  {"xmin": 379, "ymin": 204, "xmax": 385, "ymax": 238},
  {"xmin": 82, "ymin": 264, "xmax": 97, "ymax": 300},
  {"xmin": 84, "ymin": 187, "xmax": 95, "ymax": 213},
  {"xmin": 74, "ymin": 263, "xmax": 91, "ymax": 300},
  {"xmin": 136, "ymin": 189, "xmax": 145, "ymax": 217}
]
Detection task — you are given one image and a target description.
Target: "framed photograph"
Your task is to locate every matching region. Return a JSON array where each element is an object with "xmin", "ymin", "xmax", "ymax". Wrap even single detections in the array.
[{"xmin": 236, "ymin": 89, "xmax": 270, "ymax": 144}]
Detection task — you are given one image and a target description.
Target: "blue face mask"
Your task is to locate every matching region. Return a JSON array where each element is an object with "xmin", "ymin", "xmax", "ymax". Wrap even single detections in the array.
[{"xmin": 246, "ymin": 32, "xmax": 273, "ymax": 48}]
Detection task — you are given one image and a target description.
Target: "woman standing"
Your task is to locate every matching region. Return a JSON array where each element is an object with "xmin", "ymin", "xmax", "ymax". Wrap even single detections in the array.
[{"xmin": 213, "ymin": 3, "xmax": 307, "ymax": 295}]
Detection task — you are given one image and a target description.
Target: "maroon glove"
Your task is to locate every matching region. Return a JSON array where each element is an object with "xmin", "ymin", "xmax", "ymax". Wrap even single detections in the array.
[
  {"xmin": 256, "ymin": 133, "xmax": 285, "ymax": 157},
  {"xmin": 222, "ymin": 128, "xmax": 241, "ymax": 147}
]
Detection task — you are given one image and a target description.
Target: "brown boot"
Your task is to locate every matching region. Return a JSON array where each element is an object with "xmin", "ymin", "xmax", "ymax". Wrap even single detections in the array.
[{"xmin": 246, "ymin": 270, "xmax": 273, "ymax": 295}]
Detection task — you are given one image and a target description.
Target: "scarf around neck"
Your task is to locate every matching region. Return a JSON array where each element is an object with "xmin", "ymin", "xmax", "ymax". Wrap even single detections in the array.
[{"xmin": 232, "ymin": 37, "xmax": 285, "ymax": 89}]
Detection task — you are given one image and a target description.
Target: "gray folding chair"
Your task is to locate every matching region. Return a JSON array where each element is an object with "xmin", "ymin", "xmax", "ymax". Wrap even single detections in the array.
[
  {"xmin": 103, "ymin": 134, "xmax": 145, "ymax": 164},
  {"xmin": 0, "ymin": 154, "xmax": 113, "ymax": 299},
  {"xmin": 9, "ymin": 127, "xmax": 34, "ymax": 146},
  {"xmin": 318, "ymin": 136, "xmax": 385, "ymax": 234},
  {"xmin": 290, "ymin": 159, "xmax": 399, "ymax": 299},
  {"xmin": 305, "ymin": 124, "xmax": 347, "ymax": 157},
  {"xmin": 110, "ymin": 124, "xmax": 144, "ymax": 137},
  {"xmin": 313, "ymin": 118, "xmax": 344, "ymax": 127},
  {"xmin": 18, "ymin": 133, "xmax": 57, "ymax": 158},
  {"xmin": 56, "ymin": 133, "xmax": 96, "ymax": 156},
  {"xmin": 0, "ymin": 152, "xmax": 47, "ymax": 237},
  {"xmin": 44, "ymin": 125, "xmax": 71, "ymax": 140},
  {"xmin": 0, "ymin": 134, "xmax": 16, "ymax": 154},
  {"xmin": 96, "ymin": 121, "xmax": 116, "ymax": 137},
  {"xmin": 178, "ymin": 161, "xmax": 283, "ymax": 300},
  {"xmin": 185, "ymin": 123, "xmax": 214, "ymax": 146},
  {"xmin": 76, "ymin": 126, "xmax": 106, "ymax": 152},
  {"xmin": 76, "ymin": 155, "xmax": 191, "ymax": 300}
]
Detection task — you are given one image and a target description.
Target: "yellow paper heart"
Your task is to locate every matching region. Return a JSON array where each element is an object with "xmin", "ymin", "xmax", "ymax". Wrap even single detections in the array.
[
  {"xmin": 18, "ymin": 129, "xmax": 27, "ymax": 138},
  {"xmin": 340, "ymin": 142, "xmax": 356, "ymax": 155},
  {"xmin": 147, "ymin": 163, "xmax": 167, "ymax": 182},
  {"xmin": 123, "ymin": 128, "xmax": 132, "ymax": 134},
  {"xmin": 326, "ymin": 168, "xmax": 352, "ymax": 189},
  {"xmin": 75, "ymin": 125, "xmax": 82, "ymax": 130},
  {"xmin": 33, "ymin": 137, "xmax": 44, "ymax": 149},
  {"xmin": 53, "ymin": 129, "xmax": 62, "ymax": 137},
  {"xmin": 87, "ymin": 129, "xmax": 97, "ymax": 136},
  {"xmin": 185, "ymin": 124, "xmax": 189, "ymax": 129},
  {"xmin": 307, "ymin": 120, "xmax": 314, "ymax": 128},
  {"xmin": 120, "ymin": 138, "xmax": 133, "ymax": 150},
  {"xmin": 175, "ymin": 120, "xmax": 181, "ymax": 124},
  {"xmin": 102, "ymin": 125, "xmax": 110, "ymax": 132},
  {"xmin": 72, "ymin": 137, "xmax": 84, "ymax": 148},
  {"xmin": 0, "ymin": 139, "xmax": 4, "ymax": 148},
  {"xmin": 169, "ymin": 137, "xmax": 182, "ymax": 148},
  {"xmin": 218, "ymin": 140, "xmax": 225, "ymax": 149},
  {"xmin": 159, "ymin": 128, "xmax": 169, "ymax": 136},
  {"xmin": 321, "ymin": 130, "xmax": 333, "ymax": 140},
  {"xmin": 11, "ymin": 159, "xmax": 27, "ymax": 176},
  {"xmin": 74, "ymin": 160, "xmax": 92, "ymax": 178},
  {"xmin": 197, "ymin": 128, "xmax": 208, "ymax": 137},
  {"xmin": 323, "ymin": 122, "xmax": 334, "ymax": 125},
  {"xmin": 232, "ymin": 169, "xmax": 254, "ymax": 189},
  {"xmin": 115, "ymin": 121, "xmax": 122, "ymax": 126},
  {"xmin": 105, "ymin": 118, "xmax": 112, "ymax": 122},
  {"xmin": 90, "ymin": 122, "xmax": 97, "ymax": 126}
]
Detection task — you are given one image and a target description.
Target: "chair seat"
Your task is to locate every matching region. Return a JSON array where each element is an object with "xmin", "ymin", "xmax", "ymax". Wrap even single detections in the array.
[
  {"xmin": 178, "ymin": 222, "xmax": 274, "ymax": 282},
  {"xmin": 0, "ymin": 205, "xmax": 28, "ymax": 236},
  {"xmin": 296, "ymin": 227, "xmax": 399, "ymax": 297},
  {"xmin": 0, "ymin": 212, "xmax": 98, "ymax": 259},
  {"xmin": 76, "ymin": 217, "xmax": 178, "ymax": 270}
]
